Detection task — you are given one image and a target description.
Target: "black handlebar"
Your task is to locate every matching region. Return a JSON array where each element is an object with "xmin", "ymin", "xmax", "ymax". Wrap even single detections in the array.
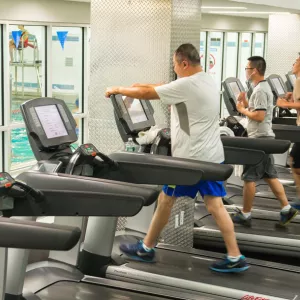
[{"xmin": 13, "ymin": 181, "xmax": 44, "ymax": 203}]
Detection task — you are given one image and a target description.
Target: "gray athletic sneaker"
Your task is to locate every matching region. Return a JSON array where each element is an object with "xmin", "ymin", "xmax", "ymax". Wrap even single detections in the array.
[
  {"xmin": 279, "ymin": 207, "xmax": 298, "ymax": 226},
  {"xmin": 231, "ymin": 209, "xmax": 252, "ymax": 227}
]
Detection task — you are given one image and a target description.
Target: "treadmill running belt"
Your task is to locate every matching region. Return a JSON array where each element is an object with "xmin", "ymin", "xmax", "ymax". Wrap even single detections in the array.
[
  {"xmin": 229, "ymin": 195, "xmax": 295, "ymax": 211},
  {"xmin": 127, "ymin": 248, "xmax": 299, "ymax": 299},
  {"xmin": 202, "ymin": 215, "xmax": 300, "ymax": 238}
]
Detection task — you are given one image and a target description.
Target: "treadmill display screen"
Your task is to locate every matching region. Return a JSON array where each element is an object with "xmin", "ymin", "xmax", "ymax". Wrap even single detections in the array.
[
  {"xmin": 122, "ymin": 96, "xmax": 148, "ymax": 124},
  {"xmin": 289, "ymin": 74, "xmax": 296, "ymax": 87},
  {"xmin": 35, "ymin": 105, "xmax": 68, "ymax": 139},
  {"xmin": 272, "ymin": 78, "xmax": 285, "ymax": 95},
  {"xmin": 229, "ymin": 82, "xmax": 241, "ymax": 101}
]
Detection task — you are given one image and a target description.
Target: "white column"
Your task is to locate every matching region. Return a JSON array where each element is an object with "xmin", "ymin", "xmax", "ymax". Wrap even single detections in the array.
[{"xmin": 267, "ymin": 14, "xmax": 300, "ymax": 77}]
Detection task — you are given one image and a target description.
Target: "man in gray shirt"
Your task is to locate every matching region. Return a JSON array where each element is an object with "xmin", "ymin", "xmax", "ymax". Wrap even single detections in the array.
[
  {"xmin": 233, "ymin": 56, "xmax": 297, "ymax": 226},
  {"xmin": 106, "ymin": 44, "xmax": 248, "ymax": 273}
]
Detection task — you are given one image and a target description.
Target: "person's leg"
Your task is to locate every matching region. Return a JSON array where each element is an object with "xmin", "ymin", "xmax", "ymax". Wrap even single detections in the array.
[
  {"xmin": 291, "ymin": 163, "xmax": 300, "ymax": 209},
  {"xmin": 205, "ymin": 196, "xmax": 240, "ymax": 257},
  {"xmin": 143, "ymin": 192, "xmax": 176, "ymax": 248},
  {"xmin": 263, "ymin": 178, "xmax": 289, "ymax": 208},
  {"xmin": 291, "ymin": 164, "xmax": 300, "ymax": 201},
  {"xmin": 9, "ymin": 40, "xmax": 15, "ymax": 62},
  {"xmin": 242, "ymin": 181, "xmax": 256, "ymax": 213},
  {"xmin": 289, "ymin": 143, "xmax": 300, "ymax": 210},
  {"xmin": 119, "ymin": 186, "xmax": 182, "ymax": 262},
  {"xmin": 231, "ymin": 179, "xmax": 256, "ymax": 227},
  {"xmin": 263, "ymin": 155, "xmax": 297, "ymax": 224},
  {"xmin": 200, "ymin": 181, "xmax": 248, "ymax": 273}
]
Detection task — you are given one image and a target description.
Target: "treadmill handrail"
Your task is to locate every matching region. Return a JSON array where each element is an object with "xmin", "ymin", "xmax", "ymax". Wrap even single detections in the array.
[
  {"xmin": 224, "ymin": 146, "xmax": 265, "ymax": 165},
  {"xmin": 0, "ymin": 217, "xmax": 81, "ymax": 250},
  {"xmin": 221, "ymin": 136, "xmax": 290, "ymax": 154},
  {"xmin": 272, "ymin": 124, "xmax": 300, "ymax": 142},
  {"xmin": 109, "ymin": 151, "xmax": 233, "ymax": 183},
  {"xmin": 13, "ymin": 171, "xmax": 159, "ymax": 215}
]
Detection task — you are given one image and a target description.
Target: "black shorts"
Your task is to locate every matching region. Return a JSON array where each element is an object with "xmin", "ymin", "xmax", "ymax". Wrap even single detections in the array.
[
  {"xmin": 290, "ymin": 143, "xmax": 300, "ymax": 168},
  {"xmin": 242, "ymin": 154, "xmax": 278, "ymax": 182}
]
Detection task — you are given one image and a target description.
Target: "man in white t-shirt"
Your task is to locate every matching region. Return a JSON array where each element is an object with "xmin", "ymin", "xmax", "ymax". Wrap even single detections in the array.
[{"xmin": 105, "ymin": 43, "xmax": 248, "ymax": 273}]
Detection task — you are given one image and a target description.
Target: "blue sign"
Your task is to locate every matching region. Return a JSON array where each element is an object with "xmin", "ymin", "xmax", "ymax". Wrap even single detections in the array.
[
  {"xmin": 57, "ymin": 31, "xmax": 68, "ymax": 50},
  {"xmin": 12, "ymin": 31, "xmax": 22, "ymax": 47}
]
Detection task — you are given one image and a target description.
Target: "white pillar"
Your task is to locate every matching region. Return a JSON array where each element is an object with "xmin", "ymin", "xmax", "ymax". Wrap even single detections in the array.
[{"xmin": 267, "ymin": 14, "xmax": 300, "ymax": 77}]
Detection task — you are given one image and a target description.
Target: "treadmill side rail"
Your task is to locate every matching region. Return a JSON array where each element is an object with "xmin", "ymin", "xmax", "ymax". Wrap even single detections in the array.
[{"xmin": 106, "ymin": 266, "xmax": 288, "ymax": 300}]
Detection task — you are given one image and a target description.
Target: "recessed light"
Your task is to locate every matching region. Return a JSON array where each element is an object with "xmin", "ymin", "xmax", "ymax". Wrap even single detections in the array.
[
  {"xmin": 208, "ymin": 11, "xmax": 291, "ymax": 14},
  {"xmin": 202, "ymin": 6, "xmax": 247, "ymax": 9}
]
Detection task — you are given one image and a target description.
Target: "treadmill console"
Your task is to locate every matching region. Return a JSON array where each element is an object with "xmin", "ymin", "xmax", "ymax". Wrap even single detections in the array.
[
  {"xmin": 21, "ymin": 98, "xmax": 78, "ymax": 150},
  {"xmin": 111, "ymin": 94, "xmax": 155, "ymax": 142},
  {"xmin": 285, "ymin": 71, "xmax": 296, "ymax": 92},
  {"xmin": 79, "ymin": 143, "xmax": 99, "ymax": 157},
  {"xmin": 0, "ymin": 172, "xmax": 15, "ymax": 191},
  {"xmin": 266, "ymin": 74, "xmax": 287, "ymax": 100},
  {"xmin": 222, "ymin": 77, "xmax": 245, "ymax": 116}
]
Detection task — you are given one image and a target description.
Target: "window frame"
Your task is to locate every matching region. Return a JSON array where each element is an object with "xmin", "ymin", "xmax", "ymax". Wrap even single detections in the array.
[{"xmin": 0, "ymin": 21, "xmax": 89, "ymax": 173}]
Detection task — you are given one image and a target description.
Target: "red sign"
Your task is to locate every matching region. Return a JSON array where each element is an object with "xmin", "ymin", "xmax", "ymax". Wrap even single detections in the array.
[{"xmin": 241, "ymin": 296, "xmax": 269, "ymax": 300}]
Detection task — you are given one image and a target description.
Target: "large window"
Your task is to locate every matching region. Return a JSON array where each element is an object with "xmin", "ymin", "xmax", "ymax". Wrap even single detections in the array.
[
  {"xmin": 0, "ymin": 23, "xmax": 88, "ymax": 173},
  {"xmin": 201, "ymin": 30, "xmax": 266, "ymax": 117},
  {"xmin": 0, "ymin": 25, "xmax": 2, "ymax": 126},
  {"xmin": 253, "ymin": 33, "xmax": 265, "ymax": 57},
  {"xmin": 52, "ymin": 27, "xmax": 83, "ymax": 114},
  {"xmin": 223, "ymin": 32, "xmax": 239, "ymax": 79},
  {"xmin": 200, "ymin": 32, "xmax": 207, "ymax": 71},
  {"xmin": 222, "ymin": 32, "xmax": 239, "ymax": 117},
  {"xmin": 207, "ymin": 32, "xmax": 224, "ymax": 90},
  {"xmin": 238, "ymin": 33, "xmax": 252, "ymax": 87},
  {"xmin": 9, "ymin": 25, "xmax": 45, "ymax": 122}
]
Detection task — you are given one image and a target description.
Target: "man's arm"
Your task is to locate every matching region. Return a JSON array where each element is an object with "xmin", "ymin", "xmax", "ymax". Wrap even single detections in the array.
[
  {"xmin": 277, "ymin": 98, "xmax": 300, "ymax": 109},
  {"xmin": 242, "ymin": 109, "xmax": 265, "ymax": 122},
  {"xmin": 105, "ymin": 86, "xmax": 160, "ymax": 100},
  {"xmin": 131, "ymin": 83, "xmax": 165, "ymax": 88},
  {"xmin": 237, "ymin": 92, "xmax": 249, "ymax": 108},
  {"xmin": 236, "ymin": 100, "xmax": 265, "ymax": 122}
]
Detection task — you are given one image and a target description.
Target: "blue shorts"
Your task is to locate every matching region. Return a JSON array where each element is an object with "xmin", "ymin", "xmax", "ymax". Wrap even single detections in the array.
[{"xmin": 162, "ymin": 180, "xmax": 226, "ymax": 199}]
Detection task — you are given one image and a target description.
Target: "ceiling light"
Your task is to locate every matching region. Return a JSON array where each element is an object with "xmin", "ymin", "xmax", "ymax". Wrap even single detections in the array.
[
  {"xmin": 208, "ymin": 11, "xmax": 291, "ymax": 14},
  {"xmin": 202, "ymin": 6, "xmax": 247, "ymax": 9}
]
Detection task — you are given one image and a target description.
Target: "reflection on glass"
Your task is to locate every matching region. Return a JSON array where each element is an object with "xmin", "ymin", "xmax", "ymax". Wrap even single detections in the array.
[
  {"xmin": 200, "ymin": 32, "xmax": 207, "ymax": 71},
  {"xmin": 0, "ymin": 25, "xmax": 2, "ymax": 125},
  {"xmin": 207, "ymin": 32, "xmax": 223, "ymax": 90},
  {"xmin": 221, "ymin": 32, "xmax": 239, "ymax": 117},
  {"xmin": 123, "ymin": 97, "xmax": 147, "ymax": 124},
  {"xmin": 224, "ymin": 32, "xmax": 238, "ymax": 79},
  {"xmin": 71, "ymin": 118, "xmax": 82, "ymax": 151},
  {"xmin": 9, "ymin": 25, "xmax": 45, "ymax": 123},
  {"xmin": 10, "ymin": 128, "xmax": 35, "ymax": 169},
  {"xmin": 253, "ymin": 33, "xmax": 265, "ymax": 57},
  {"xmin": 239, "ymin": 33, "xmax": 252, "ymax": 87},
  {"xmin": 52, "ymin": 27, "xmax": 83, "ymax": 114}
]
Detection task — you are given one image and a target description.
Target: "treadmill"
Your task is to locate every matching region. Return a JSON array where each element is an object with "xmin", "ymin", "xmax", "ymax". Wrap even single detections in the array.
[
  {"xmin": 110, "ymin": 93, "xmax": 300, "ymax": 260},
  {"xmin": 0, "ymin": 173, "xmax": 223, "ymax": 300},
  {"xmin": 10, "ymin": 96, "xmax": 300, "ymax": 300},
  {"xmin": 0, "ymin": 209, "xmax": 81, "ymax": 300},
  {"xmin": 222, "ymin": 77, "xmax": 300, "ymax": 205},
  {"xmin": 111, "ymin": 91, "xmax": 296, "ymax": 212},
  {"xmin": 267, "ymin": 74, "xmax": 297, "ymax": 125},
  {"xmin": 285, "ymin": 71, "xmax": 296, "ymax": 92}
]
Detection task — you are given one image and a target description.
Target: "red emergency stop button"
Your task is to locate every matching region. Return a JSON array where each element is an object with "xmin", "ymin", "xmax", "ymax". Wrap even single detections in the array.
[
  {"xmin": 5, "ymin": 183, "xmax": 12, "ymax": 188},
  {"xmin": 91, "ymin": 152, "xmax": 97, "ymax": 157}
]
